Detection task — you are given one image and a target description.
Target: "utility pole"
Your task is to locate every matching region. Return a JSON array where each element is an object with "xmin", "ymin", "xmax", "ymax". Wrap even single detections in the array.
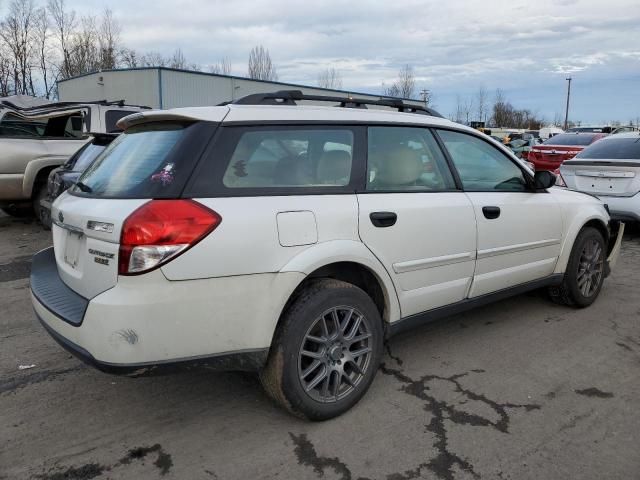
[
  {"xmin": 563, "ymin": 77, "xmax": 572, "ymax": 130},
  {"xmin": 420, "ymin": 88, "xmax": 430, "ymax": 107}
]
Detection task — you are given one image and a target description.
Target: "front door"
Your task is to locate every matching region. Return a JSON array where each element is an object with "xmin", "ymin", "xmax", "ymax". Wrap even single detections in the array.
[
  {"xmin": 357, "ymin": 126, "xmax": 477, "ymax": 317},
  {"xmin": 436, "ymin": 129, "xmax": 563, "ymax": 297}
]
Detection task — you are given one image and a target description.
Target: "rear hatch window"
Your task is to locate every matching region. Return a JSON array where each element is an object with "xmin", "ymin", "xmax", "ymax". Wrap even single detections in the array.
[
  {"xmin": 70, "ymin": 121, "xmax": 214, "ymax": 198},
  {"xmin": 577, "ymin": 137, "xmax": 640, "ymax": 160},
  {"xmin": 542, "ymin": 134, "xmax": 596, "ymax": 146}
]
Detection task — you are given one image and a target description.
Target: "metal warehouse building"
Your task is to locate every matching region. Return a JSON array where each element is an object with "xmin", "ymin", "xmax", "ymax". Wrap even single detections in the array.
[{"xmin": 58, "ymin": 67, "xmax": 422, "ymax": 110}]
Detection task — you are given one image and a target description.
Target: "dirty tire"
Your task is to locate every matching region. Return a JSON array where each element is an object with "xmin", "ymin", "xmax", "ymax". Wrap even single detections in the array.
[
  {"xmin": 260, "ymin": 278, "xmax": 383, "ymax": 421},
  {"xmin": 549, "ymin": 226, "xmax": 606, "ymax": 308},
  {"xmin": 0, "ymin": 205, "xmax": 33, "ymax": 218},
  {"xmin": 32, "ymin": 185, "xmax": 49, "ymax": 227}
]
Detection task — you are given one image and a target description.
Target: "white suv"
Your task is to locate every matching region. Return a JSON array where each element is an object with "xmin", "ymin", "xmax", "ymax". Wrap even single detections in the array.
[{"xmin": 31, "ymin": 91, "xmax": 624, "ymax": 420}]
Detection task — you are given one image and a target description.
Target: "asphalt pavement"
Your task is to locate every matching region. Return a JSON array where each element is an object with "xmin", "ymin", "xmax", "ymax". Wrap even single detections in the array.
[{"xmin": 1, "ymin": 212, "xmax": 638, "ymax": 480}]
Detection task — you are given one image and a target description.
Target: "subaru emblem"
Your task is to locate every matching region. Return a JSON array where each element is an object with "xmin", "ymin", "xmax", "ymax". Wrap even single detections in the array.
[{"xmin": 58, "ymin": 211, "xmax": 64, "ymax": 223}]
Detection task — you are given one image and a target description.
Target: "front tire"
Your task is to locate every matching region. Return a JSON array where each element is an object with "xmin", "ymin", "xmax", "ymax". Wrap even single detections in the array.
[
  {"xmin": 549, "ymin": 227, "xmax": 606, "ymax": 307},
  {"xmin": 260, "ymin": 279, "xmax": 383, "ymax": 420}
]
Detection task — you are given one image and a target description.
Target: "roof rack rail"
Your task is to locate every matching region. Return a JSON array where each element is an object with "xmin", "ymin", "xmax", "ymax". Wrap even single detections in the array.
[{"xmin": 231, "ymin": 90, "xmax": 443, "ymax": 118}]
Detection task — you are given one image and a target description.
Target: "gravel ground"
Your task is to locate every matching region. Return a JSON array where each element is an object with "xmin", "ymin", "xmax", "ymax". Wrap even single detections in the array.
[{"xmin": 1, "ymin": 212, "xmax": 639, "ymax": 480}]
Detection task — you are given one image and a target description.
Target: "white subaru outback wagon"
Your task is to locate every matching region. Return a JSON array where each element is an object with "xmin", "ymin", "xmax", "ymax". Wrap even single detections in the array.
[{"xmin": 31, "ymin": 91, "xmax": 624, "ymax": 420}]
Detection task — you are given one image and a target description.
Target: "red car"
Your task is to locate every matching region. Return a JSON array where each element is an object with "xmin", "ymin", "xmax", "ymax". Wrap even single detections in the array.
[{"xmin": 528, "ymin": 132, "xmax": 607, "ymax": 171}]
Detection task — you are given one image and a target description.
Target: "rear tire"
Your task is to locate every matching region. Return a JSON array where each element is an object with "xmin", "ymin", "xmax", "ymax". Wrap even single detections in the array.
[
  {"xmin": 0, "ymin": 204, "xmax": 33, "ymax": 218},
  {"xmin": 260, "ymin": 278, "xmax": 383, "ymax": 420},
  {"xmin": 549, "ymin": 227, "xmax": 606, "ymax": 308},
  {"xmin": 32, "ymin": 185, "xmax": 49, "ymax": 227}
]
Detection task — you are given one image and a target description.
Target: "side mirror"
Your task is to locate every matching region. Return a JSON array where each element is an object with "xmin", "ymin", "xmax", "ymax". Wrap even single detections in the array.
[{"xmin": 534, "ymin": 170, "xmax": 556, "ymax": 190}]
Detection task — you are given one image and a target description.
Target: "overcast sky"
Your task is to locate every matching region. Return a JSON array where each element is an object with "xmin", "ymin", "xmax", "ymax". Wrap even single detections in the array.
[{"xmin": 70, "ymin": 0, "xmax": 640, "ymax": 123}]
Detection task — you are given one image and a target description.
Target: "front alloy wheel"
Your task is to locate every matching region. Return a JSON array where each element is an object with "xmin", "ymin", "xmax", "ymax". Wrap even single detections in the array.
[{"xmin": 576, "ymin": 238, "xmax": 604, "ymax": 298}]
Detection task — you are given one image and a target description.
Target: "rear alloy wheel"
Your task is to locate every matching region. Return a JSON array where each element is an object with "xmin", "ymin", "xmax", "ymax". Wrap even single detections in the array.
[
  {"xmin": 549, "ymin": 227, "xmax": 606, "ymax": 307},
  {"xmin": 260, "ymin": 279, "xmax": 383, "ymax": 420}
]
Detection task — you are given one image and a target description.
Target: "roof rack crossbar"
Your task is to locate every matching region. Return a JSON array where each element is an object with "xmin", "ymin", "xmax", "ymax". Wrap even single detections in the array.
[{"xmin": 231, "ymin": 90, "xmax": 443, "ymax": 117}]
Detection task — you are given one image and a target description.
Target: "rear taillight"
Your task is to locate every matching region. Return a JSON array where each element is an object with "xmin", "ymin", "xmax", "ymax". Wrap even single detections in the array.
[
  {"xmin": 553, "ymin": 168, "xmax": 567, "ymax": 187},
  {"xmin": 118, "ymin": 200, "xmax": 221, "ymax": 275}
]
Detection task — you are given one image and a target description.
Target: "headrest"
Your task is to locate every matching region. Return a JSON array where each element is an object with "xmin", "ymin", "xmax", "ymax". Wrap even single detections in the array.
[
  {"xmin": 374, "ymin": 147, "xmax": 422, "ymax": 186},
  {"xmin": 317, "ymin": 150, "xmax": 351, "ymax": 183}
]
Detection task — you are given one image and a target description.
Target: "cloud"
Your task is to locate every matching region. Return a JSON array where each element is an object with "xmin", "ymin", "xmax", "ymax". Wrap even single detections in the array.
[{"xmin": 42, "ymin": 0, "xmax": 640, "ymax": 121}]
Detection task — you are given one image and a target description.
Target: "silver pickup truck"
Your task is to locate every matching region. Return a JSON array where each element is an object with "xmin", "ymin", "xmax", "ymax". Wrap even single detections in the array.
[{"xmin": 0, "ymin": 95, "xmax": 148, "ymax": 222}]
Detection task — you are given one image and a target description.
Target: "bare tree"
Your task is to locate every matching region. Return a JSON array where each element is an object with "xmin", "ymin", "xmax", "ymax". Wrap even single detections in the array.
[
  {"xmin": 0, "ymin": 43, "xmax": 14, "ymax": 95},
  {"xmin": 168, "ymin": 48, "xmax": 186, "ymax": 69},
  {"xmin": 140, "ymin": 51, "xmax": 167, "ymax": 67},
  {"xmin": 383, "ymin": 64, "xmax": 416, "ymax": 99},
  {"xmin": 119, "ymin": 47, "xmax": 138, "ymax": 68},
  {"xmin": 247, "ymin": 45, "xmax": 277, "ymax": 81},
  {"xmin": 475, "ymin": 86, "xmax": 488, "ymax": 123},
  {"xmin": 462, "ymin": 97, "xmax": 474, "ymax": 125},
  {"xmin": 47, "ymin": 0, "xmax": 75, "ymax": 79},
  {"xmin": 32, "ymin": 7, "xmax": 57, "ymax": 97},
  {"xmin": 317, "ymin": 67, "xmax": 342, "ymax": 90},
  {"xmin": 209, "ymin": 57, "xmax": 231, "ymax": 75},
  {"xmin": 98, "ymin": 8, "xmax": 119, "ymax": 69},
  {"xmin": 0, "ymin": 0, "xmax": 37, "ymax": 95}
]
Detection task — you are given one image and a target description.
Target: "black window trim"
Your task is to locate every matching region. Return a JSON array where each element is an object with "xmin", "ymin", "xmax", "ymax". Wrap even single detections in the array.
[
  {"xmin": 432, "ymin": 127, "xmax": 538, "ymax": 193},
  {"xmin": 183, "ymin": 124, "xmax": 366, "ymax": 198}
]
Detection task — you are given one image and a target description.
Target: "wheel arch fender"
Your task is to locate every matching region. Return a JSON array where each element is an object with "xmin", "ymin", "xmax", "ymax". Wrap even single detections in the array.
[
  {"xmin": 279, "ymin": 240, "xmax": 401, "ymax": 323},
  {"xmin": 22, "ymin": 157, "xmax": 67, "ymax": 198},
  {"xmin": 555, "ymin": 210, "xmax": 609, "ymax": 275}
]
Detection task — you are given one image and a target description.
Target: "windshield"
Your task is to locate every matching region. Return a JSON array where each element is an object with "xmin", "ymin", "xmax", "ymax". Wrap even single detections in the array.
[
  {"xmin": 542, "ymin": 134, "xmax": 597, "ymax": 146},
  {"xmin": 71, "ymin": 122, "xmax": 201, "ymax": 198},
  {"xmin": 72, "ymin": 143, "xmax": 107, "ymax": 172},
  {"xmin": 577, "ymin": 137, "xmax": 640, "ymax": 160}
]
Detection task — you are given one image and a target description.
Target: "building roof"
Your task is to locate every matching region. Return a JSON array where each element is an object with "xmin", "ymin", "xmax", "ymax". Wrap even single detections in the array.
[{"xmin": 57, "ymin": 66, "xmax": 421, "ymax": 103}]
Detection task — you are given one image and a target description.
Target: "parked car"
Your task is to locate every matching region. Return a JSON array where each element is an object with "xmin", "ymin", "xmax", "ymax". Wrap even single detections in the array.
[
  {"xmin": 39, "ymin": 133, "xmax": 118, "ymax": 228},
  {"xmin": 539, "ymin": 126, "xmax": 564, "ymax": 140},
  {"xmin": 506, "ymin": 137, "xmax": 541, "ymax": 161},
  {"xmin": 31, "ymin": 90, "xmax": 623, "ymax": 420},
  {"xmin": 559, "ymin": 132, "xmax": 640, "ymax": 222},
  {"xmin": 0, "ymin": 96, "xmax": 148, "ymax": 222},
  {"xmin": 611, "ymin": 126, "xmax": 639, "ymax": 135},
  {"xmin": 528, "ymin": 132, "xmax": 607, "ymax": 171}
]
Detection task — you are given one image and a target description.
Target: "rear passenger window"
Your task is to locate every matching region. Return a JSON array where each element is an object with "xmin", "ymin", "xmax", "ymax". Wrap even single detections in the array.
[
  {"xmin": 437, "ymin": 130, "xmax": 528, "ymax": 192},
  {"xmin": 367, "ymin": 127, "xmax": 455, "ymax": 191},
  {"xmin": 221, "ymin": 129, "xmax": 353, "ymax": 188}
]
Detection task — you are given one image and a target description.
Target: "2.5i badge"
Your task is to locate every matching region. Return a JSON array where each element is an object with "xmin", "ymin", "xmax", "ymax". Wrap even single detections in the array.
[{"xmin": 89, "ymin": 248, "xmax": 115, "ymax": 266}]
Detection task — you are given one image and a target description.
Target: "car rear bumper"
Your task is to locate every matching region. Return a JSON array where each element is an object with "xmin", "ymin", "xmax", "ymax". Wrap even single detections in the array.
[
  {"xmin": 31, "ymin": 247, "xmax": 304, "ymax": 372},
  {"xmin": 598, "ymin": 193, "xmax": 640, "ymax": 222}
]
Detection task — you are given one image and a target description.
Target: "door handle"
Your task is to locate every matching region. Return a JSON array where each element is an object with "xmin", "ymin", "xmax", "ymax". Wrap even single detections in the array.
[
  {"xmin": 482, "ymin": 206, "xmax": 501, "ymax": 219},
  {"xmin": 370, "ymin": 211, "xmax": 397, "ymax": 228}
]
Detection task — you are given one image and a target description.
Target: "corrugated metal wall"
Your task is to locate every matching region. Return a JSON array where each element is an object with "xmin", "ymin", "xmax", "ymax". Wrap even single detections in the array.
[
  {"xmin": 59, "ymin": 69, "xmax": 161, "ymax": 108},
  {"xmin": 59, "ymin": 68, "xmax": 424, "ymax": 110}
]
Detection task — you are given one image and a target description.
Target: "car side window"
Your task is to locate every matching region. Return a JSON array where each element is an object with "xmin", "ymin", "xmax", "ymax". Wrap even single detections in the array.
[
  {"xmin": 221, "ymin": 128, "xmax": 353, "ymax": 188},
  {"xmin": 437, "ymin": 129, "xmax": 528, "ymax": 192},
  {"xmin": 366, "ymin": 127, "xmax": 456, "ymax": 191}
]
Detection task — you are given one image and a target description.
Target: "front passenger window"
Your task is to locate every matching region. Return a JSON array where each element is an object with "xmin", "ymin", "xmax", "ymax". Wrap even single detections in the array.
[{"xmin": 437, "ymin": 130, "xmax": 528, "ymax": 192}]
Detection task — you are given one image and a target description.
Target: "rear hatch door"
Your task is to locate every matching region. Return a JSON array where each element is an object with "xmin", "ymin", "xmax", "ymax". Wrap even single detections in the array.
[
  {"xmin": 561, "ymin": 159, "xmax": 640, "ymax": 196},
  {"xmin": 52, "ymin": 194, "xmax": 147, "ymax": 299},
  {"xmin": 50, "ymin": 115, "xmax": 224, "ymax": 299}
]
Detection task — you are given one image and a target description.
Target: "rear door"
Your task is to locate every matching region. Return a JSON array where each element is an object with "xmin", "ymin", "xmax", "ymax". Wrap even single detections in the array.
[
  {"xmin": 357, "ymin": 126, "xmax": 477, "ymax": 317},
  {"xmin": 436, "ymin": 129, "xmax": 563, "ymax": 297}
]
